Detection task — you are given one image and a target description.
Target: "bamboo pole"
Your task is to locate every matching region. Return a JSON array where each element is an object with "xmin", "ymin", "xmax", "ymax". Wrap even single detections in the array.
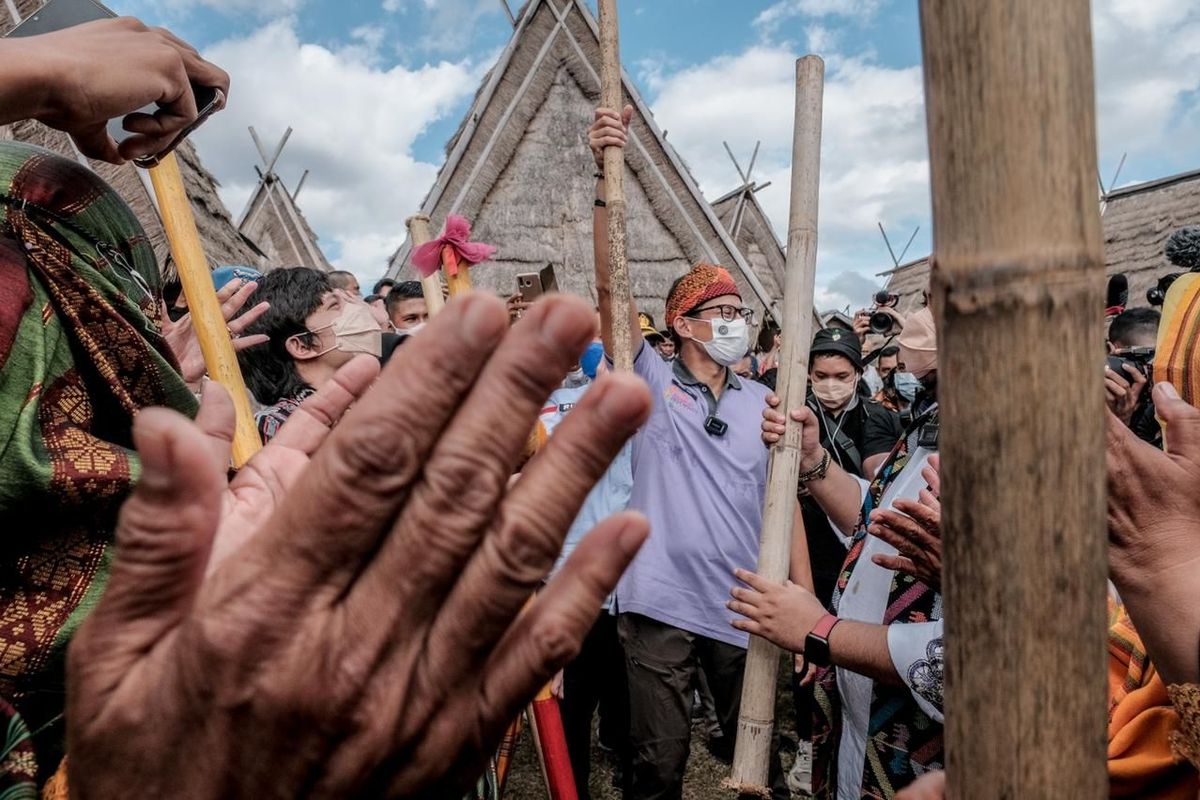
[
  {"xmin": 597, "ymin": 0, "xmax": 634, "ymax": 372},
  {"xmin": 403, "ymin": 214, "xmax": 447, "ymax": 317},
  {"xmin": 920, "ymin": 0, "xmax": 1108, "ymax": 796},
  {"xmin": 148, "ymin": 152, "xmax": 261, "ymax": 468},
  {"xmin": 728, "ymin": 55, "xmax": 824, "ymax": 796},
  {"xmin": 441, "ymin": 246, "xmax": 472, "ymax": 296}
]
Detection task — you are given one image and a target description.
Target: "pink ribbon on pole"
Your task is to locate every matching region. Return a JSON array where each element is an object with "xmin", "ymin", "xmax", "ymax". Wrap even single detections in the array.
[{"xmin": 411, "ymin": 214, "xmax": 497, "ymax": 278}]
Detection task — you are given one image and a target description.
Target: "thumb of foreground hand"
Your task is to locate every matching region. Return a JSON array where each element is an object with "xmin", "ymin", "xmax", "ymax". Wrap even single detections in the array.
[{"xmin": 72, "ymin": 407, "xmax": 225, "ymax": 676}]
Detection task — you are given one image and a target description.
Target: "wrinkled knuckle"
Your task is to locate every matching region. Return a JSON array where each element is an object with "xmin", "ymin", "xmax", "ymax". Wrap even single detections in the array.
[
  {"xmin": 333, "ymin": 419, "xmax": 424, "ymax": 492},
  {"xmin": 487, "ymin": 508, "xmax": 563, "ymax": 585},
  {"xmin": 420, "ymin": 444, "xmax": 506, "ymax": 522},
  {"xmin": 527, "ymin": 617, "xmax": 581, "ymax": 675}
]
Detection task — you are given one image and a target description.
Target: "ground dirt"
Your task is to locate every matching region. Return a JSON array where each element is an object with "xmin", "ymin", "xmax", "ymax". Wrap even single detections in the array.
[{"xmin": 505, "ymin": 654, "xmax": 799, "ymax": 799}]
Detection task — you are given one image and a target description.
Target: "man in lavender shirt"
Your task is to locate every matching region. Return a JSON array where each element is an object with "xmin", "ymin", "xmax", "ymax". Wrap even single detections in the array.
[{"xmin": 589, "ymin": 107, "xmax": 805, "ymax": 800}]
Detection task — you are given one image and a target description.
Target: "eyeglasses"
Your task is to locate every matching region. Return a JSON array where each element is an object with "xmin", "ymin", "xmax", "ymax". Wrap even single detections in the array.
[{"xmin": 689, "ymin": 304, "xmax": 755, "ymax": 324}]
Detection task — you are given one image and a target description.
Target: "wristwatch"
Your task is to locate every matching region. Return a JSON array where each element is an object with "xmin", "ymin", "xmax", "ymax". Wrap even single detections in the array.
[{"xmin": 804, "ymin": 613, "xmax": 840, "ymax": 667}]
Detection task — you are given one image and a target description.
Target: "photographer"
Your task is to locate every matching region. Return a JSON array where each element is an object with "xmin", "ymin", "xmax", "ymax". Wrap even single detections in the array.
[{"xmin": 1105, "ymin": 308, "xmax": 1159, "ymax": 444}]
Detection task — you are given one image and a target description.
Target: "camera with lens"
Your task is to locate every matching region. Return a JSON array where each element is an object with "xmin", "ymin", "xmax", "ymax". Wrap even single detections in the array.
[
  {"xmin": 1106, "ymin": 346, "xmax": 1155, "ymax": 383},
  {"xmin": 869, "ymin": 291, "xmax": 900, "ymax": 335}
]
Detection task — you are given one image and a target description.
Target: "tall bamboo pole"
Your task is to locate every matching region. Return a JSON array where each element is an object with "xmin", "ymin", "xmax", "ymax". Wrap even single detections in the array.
[
  {"xmin": 597, "ymin": 0, "xmax": 634, "ymax": 372},
  {"xmin": 404, "ymin": 214, "xmax": 447, "ymax": 317},
  {"xmin": 728, "ymin": 55, "xmax": 824, "ymax": 796},
  {"xmin": 920, "ymin": 0, "xmax": 1107, "ymax": 796},
  {"xmin": 148, "ymin": 152, "xmax": 261, "ymax": 468}
]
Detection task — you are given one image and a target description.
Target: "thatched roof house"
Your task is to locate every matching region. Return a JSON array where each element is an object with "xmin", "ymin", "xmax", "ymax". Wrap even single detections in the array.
[
  {"xmin": 2, "ymin": 0, "xmax": 270, "ymax": 276},
  {"xmin": 881, "ymin": 166, "xmax": 1200, "ymax": 313},
  {"xmin": 237, "ymin": 171, "xmax": 332, "ymax": 271},
  {"xmin": 386, "ymin": 0, "xmax": 780, "ymax": 323},
  {"xmin": 711, "ymin": 186, "xmax": 785, "ymax": 304}
]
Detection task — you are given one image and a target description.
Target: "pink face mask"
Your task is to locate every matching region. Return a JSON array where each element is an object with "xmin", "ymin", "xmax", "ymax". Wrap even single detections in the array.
[{"xmin": 812, "ymin": 377, "xmax": 856, "ymax": 410}]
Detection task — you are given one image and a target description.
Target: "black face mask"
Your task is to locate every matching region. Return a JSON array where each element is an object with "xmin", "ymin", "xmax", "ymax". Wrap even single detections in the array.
[{"xmin": 166, "ymin": 304, "xmax": 189, "ymax": 323}]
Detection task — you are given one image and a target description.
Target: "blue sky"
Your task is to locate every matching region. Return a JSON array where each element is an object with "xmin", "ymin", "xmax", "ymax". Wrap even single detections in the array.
[{"xmin": 121, "ymin": 0, "xmax": 1200, "ymax": 311}]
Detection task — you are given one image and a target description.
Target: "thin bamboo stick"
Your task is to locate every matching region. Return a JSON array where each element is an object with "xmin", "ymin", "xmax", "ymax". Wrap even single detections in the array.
[
  {"xmin": 597, "ymin": 0, "xmax": 633, "ymax": 372},
  {"xmin": 403, "ymin": 214, "xmax": 447, "ymax": 317},
  {"xmin": 727, "ymin": 55, "xmax": 824, "ymax": 797},
  {"xmin": 920, "ymin": 0, "xmax": 1108, "ymax": 795},
  {"xmin": 148, "ymin": 152, "xmax": 261, "ymax": 468}
]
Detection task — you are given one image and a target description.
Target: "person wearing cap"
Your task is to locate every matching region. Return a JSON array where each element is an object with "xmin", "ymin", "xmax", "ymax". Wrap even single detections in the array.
[
  {"xmin": 638, "ymin": 311, "xmax": 673, "ymax": 362},
  {"xmin": 740, "ymin": 305, "xmax": 944, "ymax": 798},
  {"xmin": 590, "ymin": 106, "xmax": 798, "ymax": 799},
  {"xmin": 785, "ymin": 328, "xmax": 902, "ymax": 793}
]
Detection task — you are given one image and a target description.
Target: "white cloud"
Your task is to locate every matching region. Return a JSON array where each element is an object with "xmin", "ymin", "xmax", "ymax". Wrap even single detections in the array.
[
  {"xmin": 1091, "ymin": 0, "xmax": 1200, "ymax": 176},
  {"xmin": 191, "ymin": 19, "xmax": 482, "ymax": 286},
  {"xmin": 755, "ymin": 0, "xmax": 883, "ymax": 34},
  {"xmin": 644, "ymin": 45, "xmax": 928, "ymax": 309},
  {"xmin": 382, "ymin": 0, "xmax": 504, "ymax": 53}
]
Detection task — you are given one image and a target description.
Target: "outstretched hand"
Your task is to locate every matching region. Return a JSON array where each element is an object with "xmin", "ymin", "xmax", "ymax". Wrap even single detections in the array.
[
  {"xmin": 1107, "ymin": 383, "xmax": 1200, "ymax": 584},
  {"xmin": 868, "ymin": 455, "xmax": 942, "ymax": 590},
  {"xmin": 68, "ymin": 293, "xmax": 652, "ymax": 797},
  {"xmin": 160, "ymin": 278, "xmax": 269, "ymax": 386}
]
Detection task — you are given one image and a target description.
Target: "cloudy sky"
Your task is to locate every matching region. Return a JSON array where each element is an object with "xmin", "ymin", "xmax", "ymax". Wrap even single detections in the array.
[{"xmin": 121, "ymin": 0, "xmax": 1200, "ymax": 312}]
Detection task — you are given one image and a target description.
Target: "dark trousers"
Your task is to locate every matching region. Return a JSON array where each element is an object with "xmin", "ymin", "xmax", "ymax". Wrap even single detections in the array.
[
  {"xmin": 561, "ymin": 612, "xmax": 631, "ymax": 799},
  {"xmin": 618, "ymin": 613, "xmax": 789, "ymax": 800}
]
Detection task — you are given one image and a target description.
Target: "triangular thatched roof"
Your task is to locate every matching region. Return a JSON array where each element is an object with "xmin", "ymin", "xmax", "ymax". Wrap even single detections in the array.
[
  {"xmin": 2, "ymin": 0, "xmax": 270, "ymax": 277},
  {"xmin": 881, "ymin": 166, "xmax": 1200, "ymax": 312},
  {"xmin": 237, "ymin": 172, "xmax": 332, "ymax": 271},
  {"xmin": 386, "ymin": 0, "xmax": 781, "ymax": 323},
  {"xmin": 711, "ymin": 186, "xmax": 786, "ymax": 307}
]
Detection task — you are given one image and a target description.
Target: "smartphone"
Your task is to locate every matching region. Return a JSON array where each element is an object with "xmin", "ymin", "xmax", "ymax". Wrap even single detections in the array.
[
  {"xmin": 516, "ymin": 265, "xmax": 558, "ymax": 303},
  {"xmin": 6, "ymin": 0, "xmax": 225, "ymax": 167}
]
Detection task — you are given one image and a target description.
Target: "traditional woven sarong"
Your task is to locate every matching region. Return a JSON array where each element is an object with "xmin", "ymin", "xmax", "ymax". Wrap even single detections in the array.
[
  {"xmin": 0, "ymin": 141, "xmax": 194, "ymax": 788},
  {"xmin": 811, "ymin": 406, "xmax": 943, "ymax": 799}
]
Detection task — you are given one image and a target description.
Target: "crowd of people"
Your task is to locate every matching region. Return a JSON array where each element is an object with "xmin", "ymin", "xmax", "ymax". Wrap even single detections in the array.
[{"xmin": 0, "ymin": 14, "xmax": 1197, "ymax": 800}]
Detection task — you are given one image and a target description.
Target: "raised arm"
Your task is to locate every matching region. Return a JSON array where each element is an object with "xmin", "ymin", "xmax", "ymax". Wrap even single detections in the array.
[{"xmin": 589, "ymin": 106, "xmax": 640, "ymax": 358}]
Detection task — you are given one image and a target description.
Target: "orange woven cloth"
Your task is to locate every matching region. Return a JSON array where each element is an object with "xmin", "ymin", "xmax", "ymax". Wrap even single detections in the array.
[
  {"xmin": 1155, "ymin": 272, "xmax": 1200, "ymax": 407},
  {"xmin": 1107, "ymin": 598, "xmax": 1200, "ymax": 799}
]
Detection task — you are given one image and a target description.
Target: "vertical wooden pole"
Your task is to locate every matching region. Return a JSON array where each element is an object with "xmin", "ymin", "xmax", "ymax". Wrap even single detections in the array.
[
  {"xmin": 597, "ymin": 0, "xmax": 634, "ymax": 372},
  {"xmin": 728, "ymin": 55, "xmax": 824, "ymax": 796},
  {"xmin": 148, "ymin": 152, "xmax": 261, "ymax": 468},
  {"xmin": 920, "ymin": 0, "xmax": 1108, "ymax": 796},
  {"xmin": 441, "ymin": 246, "xmax": 473, "ymax": 296},
  {"xmin": 403, "ymin": 214, "xmax": 447, "ymax": 317}
]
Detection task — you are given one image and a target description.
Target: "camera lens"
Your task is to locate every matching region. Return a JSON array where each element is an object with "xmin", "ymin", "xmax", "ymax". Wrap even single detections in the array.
[
  {"xmin": 873, "ymin": 291, "xmax": 892, "ymax": 306},
  {"xmin": 869, "ymin": 311, "xmax": 893, "ymax": 335}
]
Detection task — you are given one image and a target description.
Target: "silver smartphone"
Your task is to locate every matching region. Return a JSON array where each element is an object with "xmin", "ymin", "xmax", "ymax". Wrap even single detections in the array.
[
  {"xmin": 516, "ymin": 265, "xmax": 559, "ymax": 303},
  {"xmin": 6, "ymin": 0, "xmax": 225, "ymax": 167}
]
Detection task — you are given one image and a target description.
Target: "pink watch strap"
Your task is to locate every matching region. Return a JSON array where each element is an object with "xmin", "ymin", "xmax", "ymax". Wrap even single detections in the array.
[{"xmin": 810, "ymin": 613, "xmax": 839, "ymax": 640}]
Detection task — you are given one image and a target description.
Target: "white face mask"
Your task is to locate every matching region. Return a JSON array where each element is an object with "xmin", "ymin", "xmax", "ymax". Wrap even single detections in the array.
[
  {"xmin": 401, "ymin": 321, "xmax": 426, "ymax": 336},
  {"xmin": 691, "ymin": 317, "xmax": 750, "ymax": 367}
]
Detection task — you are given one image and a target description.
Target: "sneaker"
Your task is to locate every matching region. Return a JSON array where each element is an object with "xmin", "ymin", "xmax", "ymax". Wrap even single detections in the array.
[{"xmin": 787, "ymin": 740, "xmax": 813, "ymax": 796}]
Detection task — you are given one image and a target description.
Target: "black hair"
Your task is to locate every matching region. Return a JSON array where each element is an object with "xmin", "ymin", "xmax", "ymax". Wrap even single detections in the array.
[
  {"xmin": 327, "ymin": 270, "xmax": 358, "ymax": 291},
  {"xmin": 237, "ymin": 267, "xmax": 332, "ymax": 405},
  {"xmin": 372, "ymin": 277, "xmax": 397, "ymax": 296},
  {"xmin": 364, "ymin": 293, "xmax": 383, "ymax": 304},
  {"xmin": 1108, "ymin": 307, "xmax": 1160, "ymax": 348},
  {"xmin": 756, "ymin": 320, "xmax": 780, "ymax": 353},
  {"xmin": 878, "ymin": 345, "xmax": 900, "ymax": 359},
  {"xmin": 385, "ymin": 281, "xmax": 426, "ymax": 318}
]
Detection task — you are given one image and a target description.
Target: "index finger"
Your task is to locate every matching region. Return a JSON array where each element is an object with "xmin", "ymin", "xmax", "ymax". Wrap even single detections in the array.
[
  {"xmin": 733, "ymin": 568, "xmax": 773, "ymax": 593},
  {"xmin": 237, "ymin": 293, "xmax": 510, "ymax": 595}
]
